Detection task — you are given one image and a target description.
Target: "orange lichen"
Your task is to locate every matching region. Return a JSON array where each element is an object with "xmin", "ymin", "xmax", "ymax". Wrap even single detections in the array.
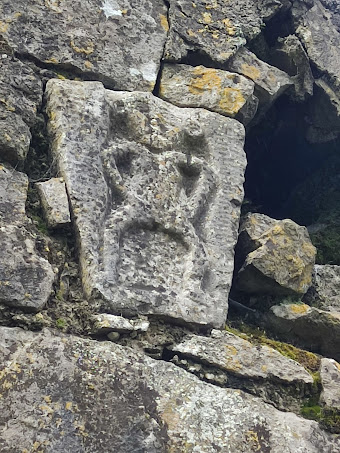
[
  {"xmin": 222, "ymin": 18, "xmax": 235, "ymax": 36},
  {"xmin": 160, "ymin": 14, "xmax": 169, "ymax": 32},
  {"xmin": 189, "ymin": 67, "xmax": 222, "ymax": 94},
  {"xmin": 241, "ymin": 63, "xmax": 261, "ymax": 81},
  {"xmin": 289, "ymin": 303, "xmax": 310, "ymax": 314},
  {"xmin": 219, "ymin": 87, "xmax": 245, "ymax": 115}
]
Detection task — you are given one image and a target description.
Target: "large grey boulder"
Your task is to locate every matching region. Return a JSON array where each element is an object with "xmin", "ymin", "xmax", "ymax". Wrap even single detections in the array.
[
  {"xmin": 0, "ymin": 326, "xmax": 339, "ymax": 453},
  {"xmin": 266, "ymin": 303, "xmax": 340, "ymax": 361},
  {"xmin": 320, "ymin": 358, "xmax": 340, "ymax": 411},
  {"xmin": 0, "ymin": 56, "xmax": 42, "ymax": 165},
  {"xmin": 0, "ymin": 0, "xmax": 168, "ymax": 91},
  {"xmin": 164, "ymin": 0, "xmax": 290, "ymax": 63},
  {"xmin": 159, "ymin": 64, "xmax": 258, "ymax": 124},
  {"xmin": 235, "ymin": 213, "xmax": 316, "ymax": 296},
  {"xmin": 170, "ymin": 329, "xmax": 314, "ymax": 410},
  {"xmin": 46, "ymin": 79, "xmax": 246, "ymax": 327},
  {"xmin": 0, "ymin": 165, "xmax": 54, "ymax": 311}
]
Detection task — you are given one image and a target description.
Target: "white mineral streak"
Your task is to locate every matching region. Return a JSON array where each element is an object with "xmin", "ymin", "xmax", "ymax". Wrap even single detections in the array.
[{"xmin": 101, "ymin": 0, "xmax": 122, "ymax": 18}]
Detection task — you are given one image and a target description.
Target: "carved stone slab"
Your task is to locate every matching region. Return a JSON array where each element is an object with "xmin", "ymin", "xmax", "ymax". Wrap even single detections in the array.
[{"xmin": 46, "ymin": 80, "xmax": 246, "ymax": 327}]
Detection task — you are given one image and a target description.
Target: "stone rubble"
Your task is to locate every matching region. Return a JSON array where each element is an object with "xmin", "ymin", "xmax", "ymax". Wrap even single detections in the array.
[{"xmin": 36, "ymin": 178, "xmax": 71, "ymax": 228}]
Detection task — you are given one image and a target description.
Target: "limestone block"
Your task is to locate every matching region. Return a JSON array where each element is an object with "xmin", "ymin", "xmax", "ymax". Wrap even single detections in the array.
[
  {"xmin": 0, "ymin": 327, "xmax": 339, "ymax": 453},
  {"xmin": 0, "ymin": 57, "xmax": 42, "ymax": 164},
  {"xmin": 0, "ymin": 0, "xmax": 168, "ymax": 91},
  {"xmin": 171, "ymin": 329, "xmax": 313, "ymax": 384},
  {"xmin": 266, "ymin": 303, "xmax": 340, "ymax": 361},
  {"xmin": 36, "ymin": 178, "xmax": 71, "ymax": 228},
  {"xmin": 46, "ymin": 79, "xmax": 247, "ymax": 328},
  {"xmin": 320, "ymin": 358, "xmax": 340, "ymax": 410},
  {"xmin": 160, "ymin": 64, "xmax": 258, "ymax": 124},
  {"xmin": 227, "ymin": 48, "xmax": 293, "ymax": 108},
  {"xmin": 92, "ymin": 313, "xmax": 150, "ymax": 334},
  {"xmin": 0, "ymin": 165, "xmax": 54, "ymax": 311},
  {"xmin": 164, "ymin": 0, "xmax": 289, "ymax": 63},
  {"xmin": 235, "ymin": 213, "xmax": 316, "ymax": 296},
  {"xmin": 305, "ymin": 265, "xmax": 340, "ymax": 312}
]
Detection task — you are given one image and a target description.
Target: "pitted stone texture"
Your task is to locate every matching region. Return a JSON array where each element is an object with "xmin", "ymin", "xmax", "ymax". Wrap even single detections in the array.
[
  {"xmin": 0, "ymin": 165, "xmax": 54, "ymax": 311},
  {"xmin": 0, "ymin": 164, "xmax": 28, "ymax": 226},
  {"xmin": 0, "ymin": 57, "xmax": 42, "ymax": 164},
  {"xmin": 320, "ymin": 358, "xmax": 340, "ymax": 410},
  {"xmin": 227, "ymin": 48, "xmax": 293, "ymax": 110},
  {"xmin": 159, "ymin": 64, "xmax": 258, "ymax": 124},
  {"xmin": 235, "ymin": 213, "xmax": 316, "ymax": 296},
  {"xmin": 92, "ymin": 313, "xmax": 150, "ymax": 334},
  {"xmin": 36, "ymin": 178, "xmax": 71, "ymax": 228},
  {"xmin": 0, "ymin": 327, "xmax": 339, "ymax": 453},
  {"xmin": 46, "ymin": 79, "xmax": 246, "ymax": 327},
  {"xmin": 171, "ymin": 330, "xmax": 313, "ymax": 384},
  {"xmin": 164, "ymin": 0, "xmax": 290, "ymax": 63},
  {"xmin": 305, "ymin": 265, "xmax": 340, "ymax": 312},
  {"xmin": 0, "ymin": 225, "xmax": 55, "ymax": 311},
  {"xmin": 0, "ymin": 0, "xmax": 168, "ymax": 91},
  {"xmin": 266, "ymin": 303, "xmax": 340, "ymax": 361},
  {"xmin": 272, "ymin": 35, "xmax": 314, "ymax": 102}
]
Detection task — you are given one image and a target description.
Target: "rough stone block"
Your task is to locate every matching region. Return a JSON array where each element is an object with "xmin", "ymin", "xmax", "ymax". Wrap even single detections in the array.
[
  {"xmin": 235, "ymin": 213, "xmax": 316, "ymax": 296},
  {"xmin": 0, "ymin": 165, "xmax": 54, "ymax": 311},
  {"xmin": 92, "ymin": 313, "xmax": 149, "ymax": 334},
  {"xmin": 46, "ymin": 79, "xmax": 247, "ymax": 327},
  {"xmin": 320, "ymin": 358, "xmax": 340, "ymax": 410},
  {"xmin": 36, "ymin": 178, "xmax": 71, "ymax": 228},
  {"xmin": 0, "ymin": 0, "xmax": 168, "ymax": 91},
  {"xmin": 0, "ymin": 327, "xmax": 339, "ymax": 453},
  {"xmin": 160, "ymin": 64, "xmax": 258, "ymax": 124},
  {"xmin": 304, "ymin": 264, "xmax": 340, "ymax": 312}
]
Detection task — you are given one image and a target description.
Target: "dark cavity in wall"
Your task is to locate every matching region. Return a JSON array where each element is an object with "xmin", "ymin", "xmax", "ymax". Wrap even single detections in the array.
[{"xmin": 243, "ymin": 94, "xmax": 340, "ymax": 264}]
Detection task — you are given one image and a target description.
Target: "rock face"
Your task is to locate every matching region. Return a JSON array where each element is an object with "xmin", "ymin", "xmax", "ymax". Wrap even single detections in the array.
[
  {"xmin": 46, "ymin": 79, "xmax": 246, "ymax": 327},
  {"xmin": 1, "ymin": 326, "xmax": 339, "ymax": 453},
  {"xmin": 170, "ymin": 329, "xmax": 314, "ymax": 410},
  {"xmin": 320, "ymin": 358, "xmax": 340, "ymax": 410},
  {"xmin": 0, "ymin": 165, "xmax": 54, "ymax": 311},
  {"xmin": 0, "ymin": 0, "xmax": 168, "ymax": 91},
  {"xmin": 266, "ymin": 303, "xmax": 340, "ymax": 361},
  {"xmin": 164, "ymin": 0, "xmax": 290, "ymax": 63},
  {"xmin": 235, "ymin": 213, "xmax": 316, "ymax": 296},
  {"xmin": 0, "ymin": 56, "xmax": 42, "ymax": 165},
  {"xmin": 159, "ymin": 64, "xmax": 258, "ymax": 124},
  {"xmin": 305, "ymin": 265, "xmax": 340, "ymax": 312}
]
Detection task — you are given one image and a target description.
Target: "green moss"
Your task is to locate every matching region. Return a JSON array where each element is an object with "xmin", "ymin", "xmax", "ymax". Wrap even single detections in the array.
[
  {"xmin": 30, "ymin": 213, "xmax": 48, "ymax": 235},
  {"xmin": 301, "ymin": 398, "xmax": 340, "ymax": 433},
  {"xmin": 56, "ymin": 318, "xmax": 67, "ymax": 329}
]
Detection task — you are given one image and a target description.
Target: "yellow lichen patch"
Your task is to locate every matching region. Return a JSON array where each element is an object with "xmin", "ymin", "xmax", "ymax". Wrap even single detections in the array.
[
  {"xmin": 160, "ymin": 14, "xmax": 169, "ymax": 32},
  {"xmin": 224, "ymin": 344, "xmax": 238, "ymax": 356},
  {"xmin": 289, "ymin": 303, "xmax": 310, "ymax": 315},
  {"xmin": 189, "ymin": 67, "xmax": 222, "ymax": 95},
  {"xmin": 0, "ymin": 98, "xmax": 16, "ymax": 112},
  {"xmin": 65, "ymin": 401, "xmax": 73, "ymax": 411},
  {"xmin": 261, "ymin": 365, "xmax": 268, "ymax": 372},
  {"xmin": 205, "ymin": 0, "xmax": 218, "ymax": 9},
  {"xmin": 245, "ymin": 430, "xmax": 261, "ymax": 451},
  {"xmin": 0, "ymin": 21, "xmax": 9, "ymax": 33},
  {"xmin": 161, "ymin": 402, "xmax": 180, "ymax": 430},
  {"xmin": 70, "ymin": 40, "xmax": 94, "ymax": 55},
  {"xmin": 202, "ymin": 12, "xmax": 212, "ymax": 24},
  {"xmin": 222, "ymin": 18, "xmax": 235, "ymax": 36},
  {"xmin": 218, "ymin": 87, "xmax": 245, "ymax": 115},
  {"xmin": 44, "ymin": 57, "xmax": 58, "ymax": 64},
  {"xmin": 187, "ymin": 29, "xmax": 196, "ymax": 37},
  {"xmin": 241, "ymin": 63, "xmax": 261, "ymax": 81}
]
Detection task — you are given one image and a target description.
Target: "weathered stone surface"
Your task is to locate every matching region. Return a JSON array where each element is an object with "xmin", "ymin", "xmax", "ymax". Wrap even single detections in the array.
[
  {"xmin": 227, "ymin": 48, "xmax": 293, "ymax": 110},
  {"xmin": 304, "ymin": 265, "xmax": 340, "ymax": 312},
  {"xmin": 293, "ymin": 0, "xmax": 340, "ymax": 141},
  {"xmin": 92, "ymin": 313, "xmax": 150, "ymax": 334},
  {"xmin": 266, "ymin": 303, "xmax": 340, "ymax": 361},
  {"xmin": 170, "ymin": 329, "xmax": 314, "ymax": 410},
  {"xmin": 272, "ymin": 35, "xmax": 314, "ymax": 102},
  {"xmin": 159, "ymin": 64, "xmax": 258, "ymax": 124},
  {"xmin": 235, "ymin": 213, "xmax": 316, "ymax": 296},
  {"xmin": 1, "ymin": 326, "xmax": 339, "ymax": 453},
  {"xmin": 0, "ymin": 0, "xmax": 168, "ymax": 91},
  {"xmin": 0, "ymin": 165, "xmax": 54, "ymax": 311},
  {"xmin": 46, "ymin": 79, "xmax": 246, "ymax": 327},
  {"xmin": 164, "ymin": 0, "xmax": 290, "ymax": 63},
  {"xmin": 320, "ymin": 358, "xmax": 340, "ymax": 410},
  {"xmin": 36, "ymin": 178, "xmax": 71, "ymax": 228},
  {"xmin": 0, "ymin": 56, "xmax": 42, "ymax": 164},
  {"xmin": 171, "ymin": 329, "xmax": 313, "ymax": 384}
]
